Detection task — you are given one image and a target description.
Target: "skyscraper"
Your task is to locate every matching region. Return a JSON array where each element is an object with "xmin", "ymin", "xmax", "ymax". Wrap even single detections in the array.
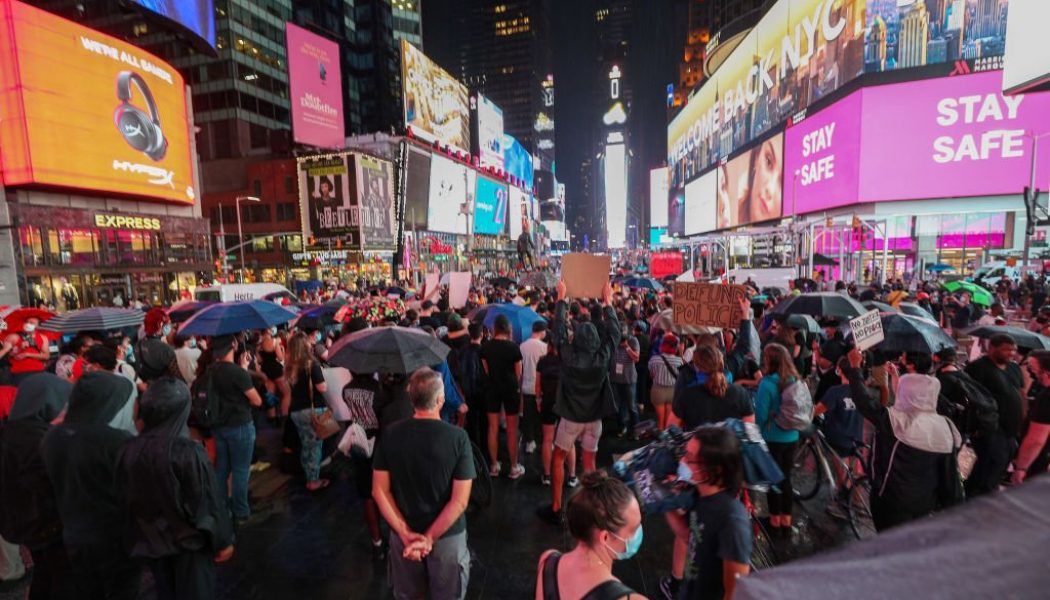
[
  {"xmin": 866, "ymin": 16, "xmax": 889, "ymax": 71},
  {"xmin": 899, "ymin": 2, "xmax": 929, "ymax": 69}
]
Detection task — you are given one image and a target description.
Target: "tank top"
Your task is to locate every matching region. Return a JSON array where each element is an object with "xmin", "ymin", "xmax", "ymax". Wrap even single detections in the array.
[{"xmin": 540, "ymin": 552, "xmax": 635, "ymax": 600}]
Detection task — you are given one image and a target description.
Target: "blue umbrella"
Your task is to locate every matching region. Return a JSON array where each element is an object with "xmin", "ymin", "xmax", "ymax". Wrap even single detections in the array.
[
  {"xmin": 294, "ymin": 304, "xmax": 339, "ymax": 330},
  {"xmin": 622, "ymin": 277, "xmax": 665, "ymax": 291},
  {"xmin": 178, "ymin": 300, "xmax": 299, "ymax": 337},
  {"xmin": 469, "ymin": 304, "xmax": 545, "ymax": 343},
  {"xmin": 926, "ymin": 263, "xmax": 955, "ymax": 273}
]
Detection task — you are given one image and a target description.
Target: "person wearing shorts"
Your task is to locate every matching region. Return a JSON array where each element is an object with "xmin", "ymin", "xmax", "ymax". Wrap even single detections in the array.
[
  {"xmin": 479, "ymin": 315, "xmax": 524, "ymax": 479},
  {"xmin": 649, "ymin": 334, "xmax": 683, "ymax": 430},
  {"xmin": 535, "ymin": 342, "xmax": 576, "ymax": 486}
]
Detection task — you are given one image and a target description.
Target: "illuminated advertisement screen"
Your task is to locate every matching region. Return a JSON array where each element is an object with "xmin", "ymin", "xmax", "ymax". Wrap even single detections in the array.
[
  {"xmin": 717, "ymin": 132, "xmax": 784, "ymax": 228},
  {"xmin": 667, "ymin": 0, "xmax": 866, "ymax": 188},
  {"xmin": 783, "ymin": 90, "xmax": 863, "ymax": 214},
  {"xmin": 404, "ymin": 147, "xmax": 431, "ymax": 228},
  {"xmin": 287, "ymin": 23, "xmax": 345, "ymax": 149},
  {"xmin": 476, "ymin": 94, "xmax": 505, "ymax": 170},
  {"xmin": 668, "ymin": 187, "xmax": 685, "ymax": 237},
  {"xmin": 401, "ymin": 40, "xmax": 470, "ymax": 154},
  {"xmin": 650, "ymin": 167, "xmax": 669, "ymax": 228},
  {"xmin": 474, "ymin": 176, "xmax": 508, "ymax": 236},
  {"xmin": 605, "ymin": 143, "xmax": 627, "ymax": 248},
  {"xmin": 504, "ymin": 134, "xmax": 535, "ymax": 189},
  {"xmin": 298, "ymin": 154, "xmax": 359, "ymax": 246},
  {"xmin": 426, "ymin": 154, "xmax": 468, "ymax": 234},
  {"xmin": 509, "ymin": 186, "xmax": 529, "ymax": 239},
  {"xmin": 858, "ymin": 70, "xmax": 1050, "ymax": 202},
  {"xmin": 684, "ymin": 168, "xmax": 717, "ymax": 236},
  {"xmin": 133, "ymin": 0, "xmax": 215, "ymax": 48},
  {"xmin": 0, "ymin": 0, "xmax": 195, "ymax": 204},
  {"xmin": 356, "ymin": 154, "xmax": 396, "ymax": 250}
]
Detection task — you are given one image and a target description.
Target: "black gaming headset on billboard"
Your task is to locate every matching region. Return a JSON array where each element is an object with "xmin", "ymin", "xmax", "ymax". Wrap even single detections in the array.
[{"xmin": 114, "ymin": 71, "xmax": 168, "ymax": 161}]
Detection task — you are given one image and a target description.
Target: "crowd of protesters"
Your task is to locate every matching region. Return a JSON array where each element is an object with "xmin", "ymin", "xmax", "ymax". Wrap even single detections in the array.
[{"xmin": 0, "ymin": 267, "xmax": 1048, "ymax": 600}]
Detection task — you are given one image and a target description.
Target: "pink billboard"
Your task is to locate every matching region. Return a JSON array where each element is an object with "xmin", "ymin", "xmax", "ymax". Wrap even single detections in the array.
[
  {"xmin": 783, "ymin": 91, "xmax": 862, "ymax": 214},
  {"xmin": 286, "ymin": 23, "xmax": 345, "ymax": 149},
  {"xmin": 858, "ymin": 71, "xmax": 1050, "ymax": 202}
]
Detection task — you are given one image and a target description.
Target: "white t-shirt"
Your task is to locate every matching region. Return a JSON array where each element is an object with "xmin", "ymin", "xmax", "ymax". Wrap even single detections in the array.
[
  {"xmin": 175, "ymin": 346, "xmax": 201, "ymax": 385},
  {"xmin": 519, "ymin": 337, "xmax": 547, "ymax": 394}
]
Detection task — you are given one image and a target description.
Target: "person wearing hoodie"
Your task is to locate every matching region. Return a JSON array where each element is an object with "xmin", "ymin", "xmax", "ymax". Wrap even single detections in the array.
[
  {"xmin": 0, "ymin": 374, "xmax": 76, "ymax": 600},
  {"xmin": 537, "ymin": 280, "xmax": 620, "ymax": 525},
  {"xmin": 845, "ymin": 349, "xmax": 963, "ymax": 531},
  {"xmin": 41, "ymin": 371, "xmax": 140, "ymax": 599},
  {"xmin": 117, "ymin": 377, "xmax": 235, "ymax": 600}
]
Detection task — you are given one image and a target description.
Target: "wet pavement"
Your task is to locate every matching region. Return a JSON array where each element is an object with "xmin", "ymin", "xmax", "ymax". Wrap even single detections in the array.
[{"xmin": 0, "ymin": 416, "xmax": 869, "ymax": 600}]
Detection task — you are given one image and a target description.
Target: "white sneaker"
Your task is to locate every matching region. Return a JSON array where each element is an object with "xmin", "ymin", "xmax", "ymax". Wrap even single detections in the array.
[
  {"xmin": 489, "ymin": 461, "xmax": 501, "ymax": 477},
  {"xmin": 509, "ymin": 463, "xmax": 526, "ymax": 480},
  {"xmin": 525, "ymin": 441, "xmax": 537, "ymax": 454}
]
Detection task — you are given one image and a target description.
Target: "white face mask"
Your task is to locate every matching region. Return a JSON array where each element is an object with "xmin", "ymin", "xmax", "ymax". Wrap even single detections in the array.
[{"xmin": 23, "ymin": 323, "xmax": 36, "ymax": 333}]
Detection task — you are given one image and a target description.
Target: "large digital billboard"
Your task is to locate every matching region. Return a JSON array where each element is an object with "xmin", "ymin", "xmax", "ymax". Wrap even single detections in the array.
[
  {"xmin": 476, "ymin": 94, "xmax": 505, "ymax": 170},
  {"xmin": 509, "ymin": 186, "xmax": 530, "ymax": 239},
  {"xmin": 404, "ymin": 146, "xmax": 431, "ymax": 228},
  {"xmin": 668, "ymin": 0, "xmax": 866, "ymax": 188},
  {"xmin": 865, "ymin": 0, "xmax": 1009, "ymax": 75},
  {"xmin": 427, "ymin": 154, "xmax": 468, "ymax": 234},
  {"xmin": 401, "ymin": 40, "xmax": 470, "ymax": 154},
  {"xmin": 605, "ymin": 143, "xmax": 627, "ymax": 248},
  {"xmin": 684, "ymin": 168, "xmax": 717, "ymax": 236},
  {"xmin": 783, "ymin": 90, "xmax": 863, "ymax": 214},
  {"xmin": 717, "ymin": 132, "xmax": 784, "ymax": 228},
  {"xmin": 0, "ymin": 0, "xmax": 195, "ymax": 204},
  {"xmin": 668, "ymin": 188, "xmax": 685, "ymax": 237},
  {"xmin": 504, "ymin": 134, "xmax": 535, "ymax": 190},
  {"xmin": 650, "ymin": 167, "xmax": 669, "ymax": 228},
  {"xmin": 133, "ymin": 0, "xmax": 215, "ymax": 48},
  {"xmin": 858, "ymin": 70, "xmax": 1050, "ymax": 203},
  {"xmin": 474, "ymin": 177, "xmax": 508, "ymax": 236},
  {"xmin": 356, "ymin": 154, "xmax": 396, "ymax": 250},
  {"xmin": 287, "ymin": 23, "xmax": 345, "ymax": 149},
  {"xmin": 298, "ymin": 154, "xmax": 359, "ymax": 246}
]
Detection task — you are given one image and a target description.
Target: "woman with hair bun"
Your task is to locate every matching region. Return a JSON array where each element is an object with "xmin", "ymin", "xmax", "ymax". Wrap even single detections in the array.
[{"xmin": 535, "ymin": 471, "xmax": 646, "ymax": 600}]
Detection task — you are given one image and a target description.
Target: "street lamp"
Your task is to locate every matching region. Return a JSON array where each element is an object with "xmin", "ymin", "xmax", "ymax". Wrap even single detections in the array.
[{"xmin": 235, "ymin": 195, "xmax": 260, "ymax": 282}]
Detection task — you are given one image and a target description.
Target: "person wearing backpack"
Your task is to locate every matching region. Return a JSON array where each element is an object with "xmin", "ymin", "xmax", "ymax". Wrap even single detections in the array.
[
  {"xmin": 755, "ymin": 343, "xmax": 802, "ymax": 536},
  {"xmin": 648, "ymin": 334, "xmax": 683, "ymax": 431},
  {"xmin": 534, "ymin": 471, "xmax": 644, "ymax": 600}
]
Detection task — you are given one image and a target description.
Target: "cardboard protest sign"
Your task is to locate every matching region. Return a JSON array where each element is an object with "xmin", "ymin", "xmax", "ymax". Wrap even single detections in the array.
[
  {"xmin": 672, "ymin": 282, "xmax": 749, "ymax": 330},
  {"xmin": 448, "ymin": 272, "xmax": 472, "ymax": 309},
  {"xmin": 423, "ymin": 273, "xmax": 440, "ymax": 301},
  {"xmin": 561, "ymin": 253, "xmax": 611, "ymax": 299},
  {"xmin": 850, "ymin": 309, "xmax": 884, "ymax": 351}
]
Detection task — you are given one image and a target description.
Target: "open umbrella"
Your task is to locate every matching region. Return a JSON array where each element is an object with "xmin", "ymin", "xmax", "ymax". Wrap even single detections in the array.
[
  {"xmin": 39, "ymin": 307, "xmax": 144, "ymax": 333},
  {"xmin": 167, "ymin": 300, "xmax": 216, "ymax": 323},
  {"xmin": 812, "ymin": 253, "xmax": 838, "ymax": 266},
  {"xmin": 621, "ymin": 277, "xmax": 665, "ymax": 292},
  {"xmin": 898, "ymin": 302, "xmax": 936, "ymax": 322},
  {"xmin": 783, "ymin": 314, "xmax": 820, "ymax": 334},
  {"xmin": 845, "ymin": 313, "xmax": 955, "ymax": 355},
  {"xmin": 966, "ymin": 326, "xmax": 1050, "ymax": 351},
  {"xmin": 468, "ymin": 304, "xmax": 545, "ymax": 343},
  {"xmin": 863, "ymin": 301, "xmax": 899, "ymax": 314},
  {"xmin": 0, "ymin": 307, "xmax": 56, "ymax": 334},
  {"xmin": 942, "ymin": 281, "xmax": 993, "ymax": 307},
  {"xmin": 769, "ymin": 292, "xmax": 868, "ymax": 320},
  {"xmin": 925, "ymin": 263, "xmax": 955, "ymax": 273},
  {"xmin": 178, "ymin": 300, "xmax": 298, "ymax": 337},
  {"xmin": 294, "ymin": 304, "xmax": 339, "ymax": 330},
  {"xmin": 328, "ymin": 326, "xmax": 450, "ymax": 374}
]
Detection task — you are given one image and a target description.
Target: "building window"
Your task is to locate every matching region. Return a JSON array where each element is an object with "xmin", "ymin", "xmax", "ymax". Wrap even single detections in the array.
[
  {"xmin": 276, "ymin": 202, "xmax": 298, "ymax": 222},
  {"xmin": 284, "ymin": 176, "xmax": 295, "ymax": 194},
  {"xmin": 253, "ymin": 179, "xmax": 263, "ymax": 196}
]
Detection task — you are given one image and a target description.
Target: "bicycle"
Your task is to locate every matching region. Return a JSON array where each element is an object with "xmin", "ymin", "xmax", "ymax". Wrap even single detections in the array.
[
  {"xmin": 469, "ymin": 440, "xmax": 493, "ymax": 510},
  {"xmin": 791, "ymin": 422, "xmax": 872, "ymax": 539},
  {"xmin": 742, "ymin": 487, "xmax": 779, "ymax": 569}
]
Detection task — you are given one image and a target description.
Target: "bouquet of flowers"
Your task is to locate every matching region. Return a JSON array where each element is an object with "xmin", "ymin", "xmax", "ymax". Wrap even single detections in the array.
[{"xmin": 335, "ymin": 297, "xmax": 407, "ymax": 324}]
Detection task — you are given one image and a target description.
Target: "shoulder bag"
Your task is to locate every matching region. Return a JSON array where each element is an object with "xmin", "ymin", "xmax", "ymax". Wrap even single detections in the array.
[{"xmin": 309, "ymin": 364, "xmax": 340, "ymax": 440}]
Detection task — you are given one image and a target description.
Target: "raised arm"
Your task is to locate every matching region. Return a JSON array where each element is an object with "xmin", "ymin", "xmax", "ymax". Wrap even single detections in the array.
[{"xmin": 845, "ymin": 349, "xmax": 891, "ymax": 433}]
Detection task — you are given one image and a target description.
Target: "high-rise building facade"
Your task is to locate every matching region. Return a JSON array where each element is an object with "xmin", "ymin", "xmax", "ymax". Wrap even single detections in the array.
[
  {"xmin": 899, "ymin": 2, "xmax": 929, "ymax": 69},
  {"xmin": 865, "ymin": 16, "xmax": 889, "ymax": 71}
]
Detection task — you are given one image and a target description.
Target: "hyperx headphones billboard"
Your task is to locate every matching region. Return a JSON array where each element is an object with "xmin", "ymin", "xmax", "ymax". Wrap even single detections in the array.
[{"xmin": 0, "ymin": 0, "xmax": 195, "ymax": 204}]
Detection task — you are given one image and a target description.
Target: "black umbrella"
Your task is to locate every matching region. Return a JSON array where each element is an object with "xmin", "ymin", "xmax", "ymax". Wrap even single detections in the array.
[
  {"xmin": 39, "ymin": 307, "xmax": 144, "ymax": 333},
  {"xmin": 899, "ymin": 302, "xmax": 936, "ymax": 322},
  {"xmin": 769, "ymin": 292, "xmax": 868, "ymax": 320},
  {"xmin": 328, "ymin": 326, "xmax": 450, "ymax": 374},
  {"xmin": 866, "ymin": 313, "xmax": 955, "ymax": 355},
  {"xmin": 294, "ymin": 304, "xmax": 339, "ymax": 330},
  {"xmin": 966, "ymin": 326, "xmax": 1050, "ymax": 351},
  {"xmin": 784, "ymin": 313, "xmax": 820, "ymax": 334},
  {"xmin": 167, "ymin": 301, "xmax": 216, "ymax": 323},
  {"xmin": 863, "ymin": 300, "xmax": 899, "ymax": 314},
  {"xmin": 489, "ymin": 276, "xmax": 516, "ymax": 289},
  {"xmin": 812, "ymin": 253, "xmax": 839, "ymax": 266}
]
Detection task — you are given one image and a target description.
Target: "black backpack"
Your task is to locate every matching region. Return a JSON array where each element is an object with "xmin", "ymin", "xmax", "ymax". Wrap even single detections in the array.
[
  {"xmin": 938, "ymin": 369, "xmax": 999, "ymax": 438},
  {"xmin": 189, "ymin": 366, "xmax": 222, "ymax": 431}
]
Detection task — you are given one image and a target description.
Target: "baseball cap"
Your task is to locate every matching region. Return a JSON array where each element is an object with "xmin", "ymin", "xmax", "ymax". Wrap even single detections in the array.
[{"xmin": 137, "ymin": 338, "xmax": 175, "ymax": 381}]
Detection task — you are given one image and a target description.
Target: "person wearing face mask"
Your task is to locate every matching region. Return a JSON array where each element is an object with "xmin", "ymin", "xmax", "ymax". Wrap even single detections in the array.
[
  {"xmin": 8, "ymin": 316, "xmax": 51, "ymax": 385},
  {"xmin": 174, "ymin": 335, "xmax": 201, "ymax": 386},
  {"xmin": 666, "ymin": 427, "xmax": 751, "ymax": 600},
  {"xmin": 535, "ymin": 470, "xmax": 643, "ymax": 600},
  {"xmin": 0, "ymin": 374, "xmax": 75, "ymax": 600}
]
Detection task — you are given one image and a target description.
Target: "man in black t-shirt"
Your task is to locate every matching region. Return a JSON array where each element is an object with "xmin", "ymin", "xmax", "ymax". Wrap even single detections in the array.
[
  {"xmin": 342, "ymin": 372, "xmax": 387, "ymax": 560},
  {"xmin": 207, "ymin": 336, "xmax": 263, "ymax": 521},
  {"xmin": 965, "ymin": 334, "xmax": 1025, "ymax": 496},
  {"xmin": 478, "ymin": 315, "xmax": 524, "ymax": 479},
  {"xmin": 1012, "ymin": 351, "xmax": 1050, "ymax": 483},
  {"xmin": 373, "ymin": 368, "xmax": 475, "ymax": 600}
]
